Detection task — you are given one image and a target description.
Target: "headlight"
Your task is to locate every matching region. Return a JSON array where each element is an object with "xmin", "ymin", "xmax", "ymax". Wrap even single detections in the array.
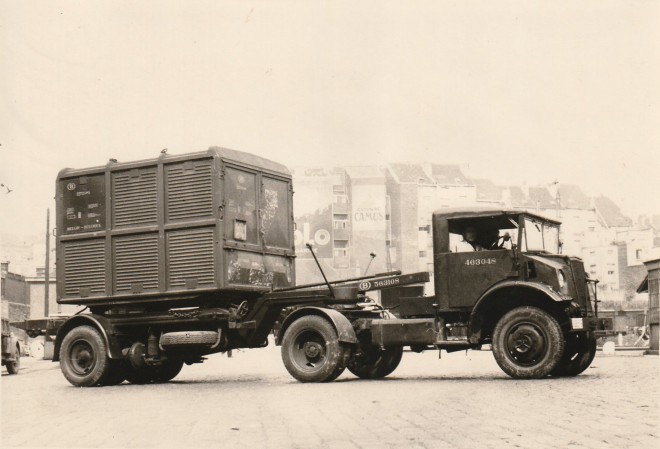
[{"xmin": 558, "ymin": 269, "xmax": 567, "ymax": 289}]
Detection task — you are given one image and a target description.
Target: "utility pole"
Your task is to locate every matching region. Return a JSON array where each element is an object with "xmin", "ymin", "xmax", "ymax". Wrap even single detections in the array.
[{"xmin": 44, "ymin": 208, "xmax": 50, "ymax": 317}]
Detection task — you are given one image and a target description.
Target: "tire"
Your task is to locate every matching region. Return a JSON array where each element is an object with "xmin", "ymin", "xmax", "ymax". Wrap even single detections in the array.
[
  {"xmin": 153, "ymin": 359, "xmax": 184, "ymax": 383},
  {"xmin": 125, "ymin": 359, "xmax": 184, "ymax": 384},
  {"xmin": 550, "ymin": 332, "xmax": 597, "ymax": 377},
  {"xmin": 281, "ymin": 315, "xmax": 352, "ymax": 383},
  {"xmin": 6, "ymin": 345, "xmax": 20, "ymax": 374},
  {"xmin": 59, "ymin": 326, "xmax": 112, "ymax": 387},
  {"xmin": 348, "ymin": 345, "xmax": 403, "ymax": 379},
  {"xmin": 99, "ymin": 361, "xmax": 127, "ymax": 386},
  {"xmin": 492, "ymin": 307, "xmax": 565, "ymax": 379},
  {"xmin": 124, "ymin": 364, "xmax": 155, "ymax": 384}
]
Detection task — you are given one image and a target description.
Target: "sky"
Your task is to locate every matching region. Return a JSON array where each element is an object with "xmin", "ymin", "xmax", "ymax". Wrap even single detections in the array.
[{"xmin": 1, "ymin": 1, "xmax": 659, "ymax": 239}]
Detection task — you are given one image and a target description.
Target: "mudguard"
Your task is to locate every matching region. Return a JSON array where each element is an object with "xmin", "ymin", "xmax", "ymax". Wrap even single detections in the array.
[
  {"xmin": 53, "ymin": 314, "xmax": 124, "ymax": 361},
  {"xmin": 469, "ymin": 280, "xmax": 572, "ymax": 338},
  {"xmin": 276, "ymin": 307, "xmax": 357, "ymax": 346}
]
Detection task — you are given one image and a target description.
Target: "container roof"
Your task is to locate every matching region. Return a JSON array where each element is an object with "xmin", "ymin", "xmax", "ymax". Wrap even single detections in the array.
[{"xmin": 209, "ymin": 146, "xmax": 290, "ymax": 175}]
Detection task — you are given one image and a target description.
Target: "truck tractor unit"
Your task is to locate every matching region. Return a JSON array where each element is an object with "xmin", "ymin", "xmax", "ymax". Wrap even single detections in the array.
[{"xmin": 36, "ymin": 147, "xmax": 610, "ymax": 387}]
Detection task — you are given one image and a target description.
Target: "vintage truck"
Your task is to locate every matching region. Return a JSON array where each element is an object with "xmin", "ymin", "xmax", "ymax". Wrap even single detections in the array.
[
  {"xmin": 26, "ymin": 147, "xmax": 611, "ymax": 386},
  {"xmin": 2, "ymin": 318, "xmax": 21, "ymax": 374}
]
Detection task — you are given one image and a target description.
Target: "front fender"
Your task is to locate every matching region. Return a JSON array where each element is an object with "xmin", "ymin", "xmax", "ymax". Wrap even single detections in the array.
[
  {"xmin": 276, "ymin": 307, "xmax": 357, "ymax": 346},
  {"xmin": 53, "ymin": 314, "xmax": 123, "ymax": 361},
  {"xmin": 469, "ymin": 280, "xmax": 572, "ymax": 339}
]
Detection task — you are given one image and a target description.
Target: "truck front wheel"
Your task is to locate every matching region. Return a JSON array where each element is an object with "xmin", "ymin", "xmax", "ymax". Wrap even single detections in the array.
[
  {"xmin": 550, "ymin": 332, "xmax": 597, "ymax": 377},
  {"xmin": 281, "ymin": 315, "xmax": 351, "ymax": 383},
  {"xmin": 59, "ymin": 325, "xmax": 111, "ymax": 387},
  {"xmin": 492, "ymin": 307, "xmax": 565, "ymax": 379}
]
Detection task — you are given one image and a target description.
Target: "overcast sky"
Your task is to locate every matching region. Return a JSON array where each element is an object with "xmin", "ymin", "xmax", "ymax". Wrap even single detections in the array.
[{"xmin": 1, "ymin": 1, "xmax": 658, "ymax": 238}]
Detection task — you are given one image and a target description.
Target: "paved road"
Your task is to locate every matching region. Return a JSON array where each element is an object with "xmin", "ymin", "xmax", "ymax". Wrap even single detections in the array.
[{"xmin": 2, "ymin": 344, "xmax": 658, "ymax": 449}]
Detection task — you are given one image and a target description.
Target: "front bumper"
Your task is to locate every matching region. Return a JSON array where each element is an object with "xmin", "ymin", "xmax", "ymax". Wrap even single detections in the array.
[{"xmin": 570, "ymin": 316, "xmax": 613, "ymax": 333}]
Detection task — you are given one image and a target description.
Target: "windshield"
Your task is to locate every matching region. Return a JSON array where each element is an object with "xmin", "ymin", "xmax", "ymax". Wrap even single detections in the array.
[{"xmin": 522, "ymin": 217, "xmax": 560, "ymax": 253}]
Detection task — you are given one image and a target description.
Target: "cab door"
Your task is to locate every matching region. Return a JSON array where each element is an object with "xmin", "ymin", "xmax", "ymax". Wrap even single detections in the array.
[{"xmin": 437, "ymin": 249, "xmax": 513, "ymax": 309}]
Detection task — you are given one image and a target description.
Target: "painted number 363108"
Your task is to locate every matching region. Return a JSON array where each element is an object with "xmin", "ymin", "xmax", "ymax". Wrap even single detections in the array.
[{"xmin": 465, "ymin": 258, "xmax": 497, "ymax": 266}]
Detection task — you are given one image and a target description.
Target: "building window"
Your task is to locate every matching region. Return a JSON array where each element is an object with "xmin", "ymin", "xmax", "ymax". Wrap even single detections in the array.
[
  {"xmin": 334, "ymin": 248, "xmax": 348, "ymax": 258},
  {"xmin": 608, "ymin": 271, "xmax": 615, "ymax": 275},
  {"xmin": 419, "ymin": 251, "xmax": 427, "ymax": 258},
  {"xmin": 636, "ymin": 249, "xmax": 643, "ymax": 260}
]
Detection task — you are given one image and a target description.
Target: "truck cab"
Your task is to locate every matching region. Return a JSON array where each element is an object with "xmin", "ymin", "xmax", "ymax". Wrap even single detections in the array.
[
  {"xmin": 428, "ymin": 208, "xmax": 610, "ymax": 377},
  {"xmin": 2, "ymin": 318, "xmax": 21, "ymax": 374}
]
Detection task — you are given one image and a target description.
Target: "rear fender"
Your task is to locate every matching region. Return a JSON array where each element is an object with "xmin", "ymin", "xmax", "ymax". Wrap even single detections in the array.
[
  {"xmin": 275, "ymin": 307, "xmax": 357, "ymax": 346},
  {"xmin": 53, "ymin": 315, "xmax": 123, "ymax": 361}
]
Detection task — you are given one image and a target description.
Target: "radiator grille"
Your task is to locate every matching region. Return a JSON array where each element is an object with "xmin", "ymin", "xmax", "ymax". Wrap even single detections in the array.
[
  {"xmin": 112, "ymin": 168, "xmax": 158, "ymax": 227},
  {"xmin": 166, "ymin": 161, "xmax": 213, "ymax": 221},
  {"xmin": 63, "ymin": 239, "xmax": 106, "ymax": 296},
  {"xmin": 114, "ymin": 234, "xmax": 160, "ymax": 293},
  {"xmin": 167, "ymin": 228, "xmax": 215, "ymax": 289}
]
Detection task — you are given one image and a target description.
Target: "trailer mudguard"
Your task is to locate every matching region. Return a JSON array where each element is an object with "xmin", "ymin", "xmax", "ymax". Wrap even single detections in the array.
[
  {"xmin": 53, "ymin": 314, "xmax": 124, "ymax": 361},
  {"xmin": 276, "ymin": 307, "xmax": 357, "ymax": 346}
]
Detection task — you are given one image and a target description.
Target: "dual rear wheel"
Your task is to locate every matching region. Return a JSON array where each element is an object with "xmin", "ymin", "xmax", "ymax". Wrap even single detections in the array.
[{"xmin": 281, "ymin": 315, "xmax": 403, "ymax": 382}]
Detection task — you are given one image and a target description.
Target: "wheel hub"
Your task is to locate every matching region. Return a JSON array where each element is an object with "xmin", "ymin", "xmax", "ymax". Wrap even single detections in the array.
[
  {"xmin": 303, "ymin": 341, "xmax": 322, "ymax": 359},
  {"xmin": 71, "ymin": 342, "xmax": 95, "ymax": 374},
  {"xmin": 506, "ymin": 323, "xmax": 546, "ymax": 365}
]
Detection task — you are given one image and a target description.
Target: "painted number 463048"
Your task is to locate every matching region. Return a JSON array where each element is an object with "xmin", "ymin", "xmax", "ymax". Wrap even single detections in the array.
[{"xmin": 465, "ymin": 258, "xmax": 496, "ymax": 266}]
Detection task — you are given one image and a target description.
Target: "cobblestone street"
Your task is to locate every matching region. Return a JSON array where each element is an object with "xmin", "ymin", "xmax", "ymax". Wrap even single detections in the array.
[{"xmin": 2, "ymin": 346, "xmax": 658, "ymax": 449}]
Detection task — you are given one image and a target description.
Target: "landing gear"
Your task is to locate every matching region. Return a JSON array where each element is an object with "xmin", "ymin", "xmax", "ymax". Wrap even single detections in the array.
[
  {"xmin": 492, "ymin": 307, "xmax": 565, "ymax": 379},
  {"xmin": 281, "ymin": 315, "xmax": 352, "ymax": 382}
]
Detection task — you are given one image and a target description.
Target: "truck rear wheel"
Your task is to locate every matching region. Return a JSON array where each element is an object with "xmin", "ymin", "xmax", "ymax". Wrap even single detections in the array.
[
  {"xmin": 60, "ymin": 325, "xmax": 112, "ymax": 387},
  {"xmin": 348, "ymin": 345, "xmax": 403, "ymax": 379},
  {"xmin": 550, "ymin": 332, "xmax": 597, "ymax": 377},
  {"xmin": 6, "ymin": 345, "xmax": 20, "ymax": 374},
  {"xmin": 492, "ymin": 307, "xmax": 564, "ymax": 379},
  {"xmin": 281, "ymin": 315, "xmax": 351, "ymax": 383}
]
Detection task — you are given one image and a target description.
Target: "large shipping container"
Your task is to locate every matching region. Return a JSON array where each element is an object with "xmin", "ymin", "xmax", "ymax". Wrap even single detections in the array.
[{"xmin": 56, "ymin": 147, "xmax": 295, "ymax": 309}]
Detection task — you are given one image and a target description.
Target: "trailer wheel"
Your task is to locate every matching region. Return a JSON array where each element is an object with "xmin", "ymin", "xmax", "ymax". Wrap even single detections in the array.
[
  {"xmin": 6, "ymin": 345, "xmax": 20, "ymax": 374},
  {"xmin": 550, "ymin": 332, "xmax": 597, "ymax": 377},
  {"xmin": 125, "ymin": 359, "xmax": 184, "ymax": 384},
  {"xmin": 60, "ymin": 325, "xmax": 111, "ymax": 387},
  {"xmin": 492, "ymin": 307, "xmax": 564, "ymax": 379},
  {"xmin": 348, "ymin": 345, "xmax": 403, "ymax": 379},
  {"xmin": 281, "ymin": 315, "xmax": 351, "ymax": 383},
  {"xmin": 98, "ymin": 361, "xmax": 127, "ymax": 386},
  {"xmin": 153, "ymin": 360, "xmax": 184, "ymax": 383}
]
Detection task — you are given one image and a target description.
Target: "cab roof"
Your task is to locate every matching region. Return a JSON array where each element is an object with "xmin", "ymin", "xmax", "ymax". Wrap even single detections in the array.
[{"xmin": 433, "ymin": 207, "xmax": 562, "ymax": 228}]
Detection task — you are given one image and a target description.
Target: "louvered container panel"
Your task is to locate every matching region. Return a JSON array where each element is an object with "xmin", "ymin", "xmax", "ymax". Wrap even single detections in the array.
[
  {"xmin": 114, "ymin": 233, "xmax": 160, "ymax": 294},
  {"xmin": 112, "ymin": 168, "xmax": 158, "ymax": 227},
  {"xmin": 57, "ymin": 147, "xmax": 294, "ymax": 307},
  {"xmin": 165, "ymin": 160, "xmax": 214, "ymax": 222},
  {"xmin": 166, "ymin": 228, "xmax": 216, "ymax": 290},
  {"xmin": 62, "ymin": 239, "xmax": 106, "ymax": 297}
]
